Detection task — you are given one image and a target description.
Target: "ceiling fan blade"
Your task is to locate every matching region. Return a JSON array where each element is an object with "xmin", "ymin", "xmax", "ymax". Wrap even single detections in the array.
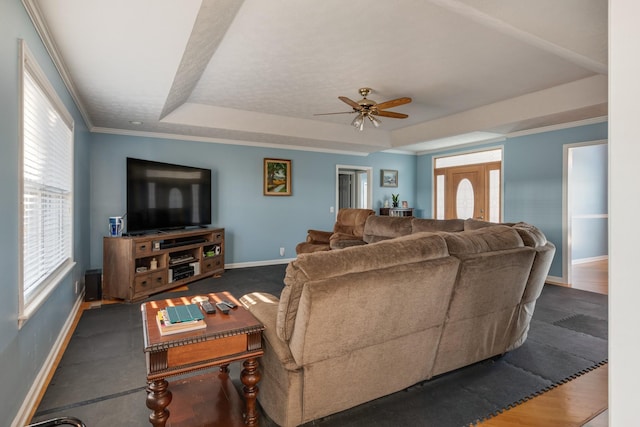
[
  {"xmin": 376, "ymin": 111, "xmax": 409, "ymax": 119},
  {"xmin": 338, "ymin": 96, "xmax": 363, "ymax": 110},
  {"xmin": 375, "ymin": 97, "xmax": 412, "ymax": 110},
  {"xmin": 313, "ymin": 111, "xmax": 356, "ymax": 116}
]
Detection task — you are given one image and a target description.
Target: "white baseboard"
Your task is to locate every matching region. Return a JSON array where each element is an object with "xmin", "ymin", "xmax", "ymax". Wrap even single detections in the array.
[
  {"xmin": 572, "ymin": 255, "xmax": 608, "ymax": 265},
  {"xmin": 11, "ymin": 292, "xmax": 85, "ymax": 427},
  {"xmin": 225, "ymin": 258, "xmax": 294, "ymax": 269},
  {"xmin": 545, "ymin": 275, "xmax": 566, "ymax": 285}
]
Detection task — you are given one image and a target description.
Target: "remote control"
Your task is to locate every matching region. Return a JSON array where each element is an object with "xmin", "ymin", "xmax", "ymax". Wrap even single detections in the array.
[
  {"xmin": 200, "ymin": 300, "xmax": 216, "ymax": 314},
  {"xmin": 216, "ymin": 302, "xmax": 230, "ymax": 314},
  {"xmin": 221, "ymin": 300, "xmax": 237, "ymax": 309}
]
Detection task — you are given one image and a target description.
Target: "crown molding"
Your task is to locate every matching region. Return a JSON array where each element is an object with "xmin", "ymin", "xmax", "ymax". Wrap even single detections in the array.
[
  {"xmin": 90, "ymin": 126, "xmax": 373, "ymax": 156},
  {"xmin": 506, "ymin": 116, "xmax": 608, "ymax": 139},
  {"xmin": 21, "ymin": 0, "xmax": 94, "ymax": 129}
]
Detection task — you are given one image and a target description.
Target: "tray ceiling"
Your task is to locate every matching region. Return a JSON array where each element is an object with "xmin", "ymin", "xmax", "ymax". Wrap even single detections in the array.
[{"xmin": 25, "ymin": 0, "xmax": 608, "ymax": 154}]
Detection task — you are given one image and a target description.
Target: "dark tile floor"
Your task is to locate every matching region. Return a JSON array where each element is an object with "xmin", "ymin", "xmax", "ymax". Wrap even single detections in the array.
[{"xmin": 29, "ymin": 268, "xmax": 608, "ymax": 427}]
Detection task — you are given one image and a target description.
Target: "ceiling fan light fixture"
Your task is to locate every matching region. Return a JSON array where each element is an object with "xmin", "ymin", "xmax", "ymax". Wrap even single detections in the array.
[
  {"xmin": 368, "ymin": 114, "xmax": 382, "ymax": 128},
  {"xmin": 352, "ymin": 113, "xmax": 364, "ymax": 129},
  {"xmin": 318, "ymin": 87, "xmax": 411, "ymax": 131}
]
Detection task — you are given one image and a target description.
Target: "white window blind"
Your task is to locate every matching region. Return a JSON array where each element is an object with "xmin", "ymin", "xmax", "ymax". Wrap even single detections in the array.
[{"xmin": 20, "ymin": 40, "xmax": 74, "ymax": 321}]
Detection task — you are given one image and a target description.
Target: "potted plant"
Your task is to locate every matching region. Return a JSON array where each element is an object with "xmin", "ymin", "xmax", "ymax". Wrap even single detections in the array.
[{"xmin": 392, "ymin": 194, "xmax": 399, "ymax": 208}]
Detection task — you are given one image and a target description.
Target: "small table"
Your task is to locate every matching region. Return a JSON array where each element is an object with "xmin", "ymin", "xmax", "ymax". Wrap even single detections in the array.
[
  {"xmin": 379, "ymin": 207, "xmax": 414, "ymax": 217},
  {"xmin": 141, "ymin": 292, "xmax": 264, "ymax": 427}
]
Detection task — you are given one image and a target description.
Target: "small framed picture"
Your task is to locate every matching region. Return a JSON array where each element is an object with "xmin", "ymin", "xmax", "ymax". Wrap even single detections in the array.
[
  {"xmin": 264, "ymin": 158, "xmax": 292, "ymax": 196},
  {"xmin": 380, "ymin": 169, "xmax": 398, "ymax": 187}
]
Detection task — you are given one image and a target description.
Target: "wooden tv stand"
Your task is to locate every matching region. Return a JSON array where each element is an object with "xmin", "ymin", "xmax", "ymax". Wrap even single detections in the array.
[{"xmin": 103, "ymin": 228, "xmax": 224, "ymax": 302}]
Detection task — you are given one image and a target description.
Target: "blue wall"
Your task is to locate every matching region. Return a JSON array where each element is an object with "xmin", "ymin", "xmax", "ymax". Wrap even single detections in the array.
[
  {"xmin": 0, "ymin": 0, "xmax": 91, "ymax": 423},
  {"xmin": 417, "ymin": 122, "xmax": 608, "ymax": 277},
  {"xmin": 90, "ymin": 121, "xmax": 607, "ymax": 277},
  {"xmin": 0, "ymin": 0, "xmax": 609, "ymax": 422},
  {"xmin": 89, "ymin": 134, "xmax": 416, "ymax": 267}
]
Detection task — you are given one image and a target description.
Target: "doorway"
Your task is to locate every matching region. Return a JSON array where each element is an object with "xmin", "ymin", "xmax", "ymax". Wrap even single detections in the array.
[
  {"xmin": 336, "ymin": 165, "xmax": 372, "ymax": 214},
  {"xmin": 564, "ymin": 141, "xmax": 608, "ymax": 289},
  {"xmin": 433, "ymin": 149, "xmax": 502, "ymax": 221}
]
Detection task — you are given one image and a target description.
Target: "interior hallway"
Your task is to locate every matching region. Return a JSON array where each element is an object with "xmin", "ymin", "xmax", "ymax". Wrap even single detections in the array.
[{"xmin": 480, "ymin": 259, "xmax": 609, "ymax": 427}]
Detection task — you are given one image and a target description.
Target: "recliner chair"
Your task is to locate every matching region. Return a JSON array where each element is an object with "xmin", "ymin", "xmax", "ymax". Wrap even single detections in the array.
[{"xmin": 295, "ymin": 208, "xmax": 375, "ymax": 254}]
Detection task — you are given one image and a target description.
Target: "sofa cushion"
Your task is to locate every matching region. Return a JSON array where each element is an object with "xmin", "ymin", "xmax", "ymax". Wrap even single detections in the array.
[
  {"xmin": 329, "ymin": 234, "xmax": 368, "ymax": 250},
  {"xmin": 463, "ymin": 218, "xmax": 498, "ymax": 230},
  {"xmin": 306, "ymin": 229, "xmax": 332, "ymax": 243},
  {"xmin": 362, "ymin": 215, "xmax": 412, "ymax": 243},
  {"xmin": 512, "ymin": 222, "xmax": 548, "ymax": 247},
  {"xmin": 412, "ymin": 218, "xmax": 464, "ymax": 233},
  {"xmin": 294, "ymin": 241, "xmax": 331, "ymax": 254},
  {"xmin": 443, "ymin": 225, "xmax": 524, "ymax": 255},
  {"xmin": 277, "ymin": 232, "xmax": 450, "ymax": 341},
  {"xmin": 333, "ymin": 208, "xmax": 375, "ymax": 237}
]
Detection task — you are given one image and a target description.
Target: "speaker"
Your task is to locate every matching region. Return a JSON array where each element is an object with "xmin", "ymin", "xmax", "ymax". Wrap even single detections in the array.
[{"xmin": 85, "ymin": 269, "xmax": 102, "ymax": 302}]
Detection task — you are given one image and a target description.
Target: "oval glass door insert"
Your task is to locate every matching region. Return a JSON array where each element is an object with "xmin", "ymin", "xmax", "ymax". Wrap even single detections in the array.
[{"xmin": 456, "ymin": 178, "xmax": 474, "ymax": 219}]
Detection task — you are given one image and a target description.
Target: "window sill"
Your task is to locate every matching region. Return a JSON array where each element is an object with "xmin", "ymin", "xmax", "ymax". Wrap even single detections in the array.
[{"xmin": 19, "ymin": 260, "xmax": 76, "ymax": 329}]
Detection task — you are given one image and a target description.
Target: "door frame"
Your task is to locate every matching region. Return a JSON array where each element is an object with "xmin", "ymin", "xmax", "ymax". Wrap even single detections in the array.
[
  {"xmin": 335, "ymin": 165, "xmax": 372, "ymax": 219},
  {"xmin": 562, "ymin": 139, "xmax": 608, "ymax": 285},
  {"xmin": 432, "ymin": 147, "xmax": 504, "ymax": 221},
  {"xmin": 442, "ymin": 164, "xmax": 488, "ymax": 220}
]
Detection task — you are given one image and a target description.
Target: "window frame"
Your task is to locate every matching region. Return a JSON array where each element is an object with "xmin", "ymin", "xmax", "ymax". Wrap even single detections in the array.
[{"xmin": 18, "ymin": 40, "xmax": 75, "ymax": 328}]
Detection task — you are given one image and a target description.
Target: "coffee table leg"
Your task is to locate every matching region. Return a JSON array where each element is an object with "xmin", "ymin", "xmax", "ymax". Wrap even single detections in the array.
[
  {"xmin": 241, "ymin": 357, "xmax": 261, "ymax": 426},
  {"xmin": 146, "ymin": 379, "xmax": 172, "ymax": 427}
]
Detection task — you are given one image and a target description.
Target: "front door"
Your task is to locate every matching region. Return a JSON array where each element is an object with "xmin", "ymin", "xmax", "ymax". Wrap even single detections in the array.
[
  {"xmin": 435, "ymin": 161, "xmax": 501, "ymax": 221},
  {"xmin": 446, "ymin": 165, "xmax": 486, "ymax": 220}
]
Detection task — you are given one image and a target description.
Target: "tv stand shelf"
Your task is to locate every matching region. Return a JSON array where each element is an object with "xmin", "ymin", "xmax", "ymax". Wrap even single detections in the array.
[{"xmin": 103, "ymin": 228, "xmax": 224, "ymax": 302}]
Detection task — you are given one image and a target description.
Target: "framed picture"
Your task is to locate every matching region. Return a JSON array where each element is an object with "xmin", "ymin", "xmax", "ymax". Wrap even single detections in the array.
[
  {"xmin": 264, "ymin": 158, "xmax": 292, "ymax": 196},
  {"xmin": 380, "ymin": 169, "xmax": 398, "ymax": 187}
]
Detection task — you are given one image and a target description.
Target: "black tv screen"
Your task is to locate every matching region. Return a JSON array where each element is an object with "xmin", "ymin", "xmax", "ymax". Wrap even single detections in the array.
[{"xmin": 126, "ymin": 158, "xmax": 212, "ymax": 233}]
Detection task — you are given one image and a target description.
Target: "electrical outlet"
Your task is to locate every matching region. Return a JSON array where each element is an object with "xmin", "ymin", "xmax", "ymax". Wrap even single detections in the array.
[
  {"xmin": 280, "ymin": 247, "xmax": 285, "ymax": 257},
  {"xmin": 75, "ymin": 280, "xmax": 80, "ymax": 294},
  {"xmin": 330, "ymin": 206, "xmax": 334, "ymax": 213}
]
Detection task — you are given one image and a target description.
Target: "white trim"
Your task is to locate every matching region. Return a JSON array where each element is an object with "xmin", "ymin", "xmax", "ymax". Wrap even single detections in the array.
[
  {"xmin": 19, "ymin": 261, "xmax": 76, "ymax": 328},
  {"xmin": 224, "ymin": 259, "xmax": 293, "ymax": 269},
  {"xmin": 416, "ymin": 136, "xmax": 506, "ymax": 156},
  {"xmin": 507, "ymin": 116, "xmax": 608, "ymax": 139},
  {"xmin": 416, "ymin": 117, "xmax": 607, "ymax": 157},
  {"xmin": 572, "ymin": 214, "xmax": 609, "ymax": 219},
  {"xmin": 11, "ymin": 292, "xmax": 84, "ymax": 427},
  {"xmin": 93, "ymin": 126, "xmax": 373, "ymax": 157},
  {"xmin": 335, "ymin": 165, "xmax": 373, "ymax": 219},
  {"xmin": 18, "ymin": 39, "xmax": 76, "ymax": 327},
  {"xmin": 562, "ymin": 139, "xmax": 608, "ymax": 285},
  {"xmin": 434, "ymin": 147, "xmax": 502, "ymax": 168},
  {"xmin": 545, "ymin": 275, "xmax": 566, "ymax": 286},
  {"xmin": 572, "ymin": 255, "xmax": 609, "ymax": 265},
  {"xmin": 21, "ymin": 0, "xmax": 93, "ymax": 129}
]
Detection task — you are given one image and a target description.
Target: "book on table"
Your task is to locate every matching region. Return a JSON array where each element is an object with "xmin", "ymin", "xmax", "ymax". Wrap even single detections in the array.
[
  {"xmin": 156, "ymin": 304, "xmax": 206, "ymax": 336},
  {"xmin": 165, "ymin": 304, "xmax": 205, "ymax": 323}
]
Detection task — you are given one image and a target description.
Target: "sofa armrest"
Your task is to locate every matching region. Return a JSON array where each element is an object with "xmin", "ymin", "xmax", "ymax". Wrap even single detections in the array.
[
  {"xmin": 306, "ymin": 229, "xmax": 332, "ymax": 244},
  {"xmin": 240, "ymin": 292, "xmax": 299, "ymax": 370}
]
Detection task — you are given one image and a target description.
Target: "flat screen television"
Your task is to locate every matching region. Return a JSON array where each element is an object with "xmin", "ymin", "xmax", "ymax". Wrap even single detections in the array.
[{"xmin": 126, "ymin": 158, "xmax": 212, "ymax": 233}]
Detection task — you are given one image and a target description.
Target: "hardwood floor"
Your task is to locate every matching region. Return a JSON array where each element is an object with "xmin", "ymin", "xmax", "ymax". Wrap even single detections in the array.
[
  {"xmin": 571, "ymin": 259, "xmax": 608, "ymax": 295},
  {"xmin": 480, "ymin": 259, "xmax": 609, "ymax": 427}
]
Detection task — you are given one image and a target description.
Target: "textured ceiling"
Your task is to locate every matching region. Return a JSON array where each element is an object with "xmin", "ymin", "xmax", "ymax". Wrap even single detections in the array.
[{"xmin": 26, "ymin": 0, "xmax": 608, "ymax": 154}]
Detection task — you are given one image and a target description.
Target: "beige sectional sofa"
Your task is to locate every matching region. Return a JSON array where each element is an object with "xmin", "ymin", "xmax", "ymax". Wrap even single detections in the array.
[{"xmin": 240, "ymin": 218, "xmax": 555, "ymax": 427}]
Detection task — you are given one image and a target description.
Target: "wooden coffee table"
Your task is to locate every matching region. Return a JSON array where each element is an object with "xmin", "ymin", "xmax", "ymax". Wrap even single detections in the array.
[{"xmin": 141, "ymin": 292, "xmax": 264, "ymax": 426}]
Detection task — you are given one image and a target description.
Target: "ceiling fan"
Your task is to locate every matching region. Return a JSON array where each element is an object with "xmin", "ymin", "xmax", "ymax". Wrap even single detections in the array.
[{"xmin": 315, "ymin": 88, "xmax": 412, "ymax": 130}]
